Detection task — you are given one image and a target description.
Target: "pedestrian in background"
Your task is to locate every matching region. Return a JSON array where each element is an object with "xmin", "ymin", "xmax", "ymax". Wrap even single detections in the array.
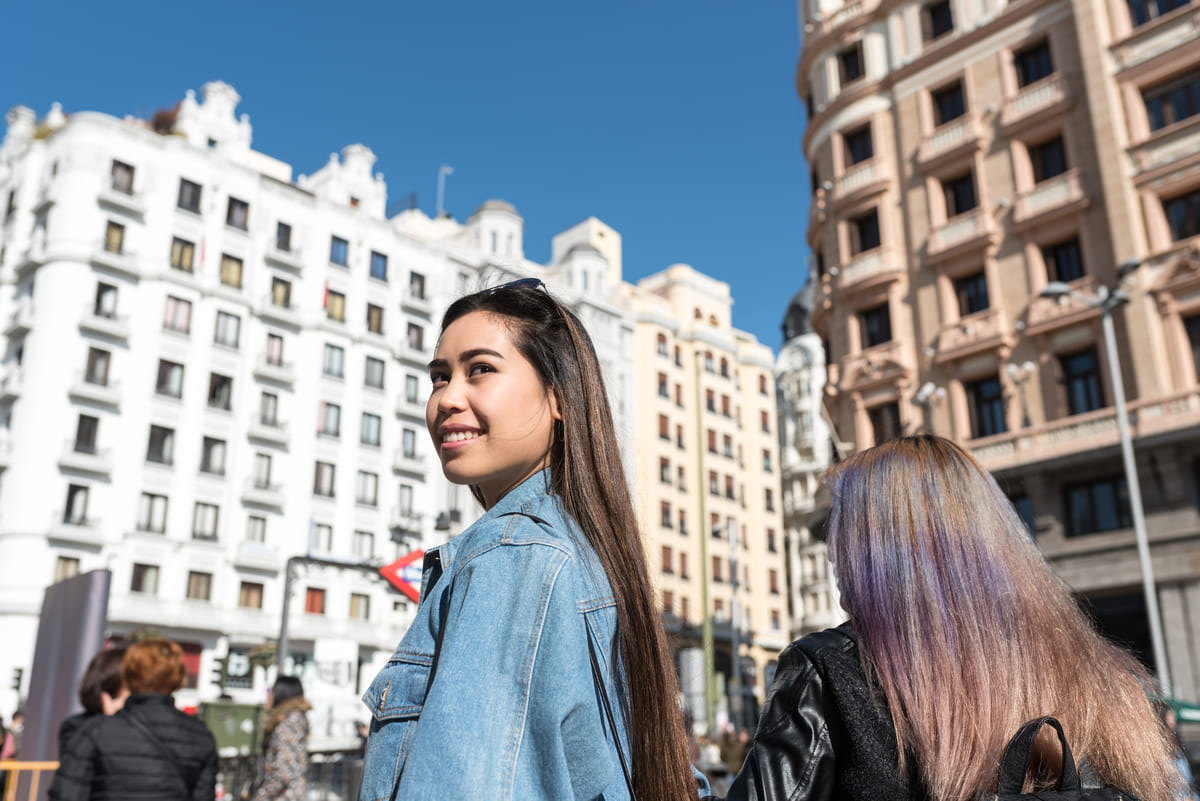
[
  {"xmin": 715, "ymin": 435, "xmax": 1183, "ymax": 801},
  {"xmin": 251, "ymin": 676, "xmax": 310, "ymax": 801},
  {"xmin": 49, "ymin": 637, "xmax": 217, "ymax": 801},
  {"xmin": 361, "ymin": 280, "xmax": 698, "ymax": 800},
  {"xmin": 57, "ymin": 647, "xmax": 128, "ymax": 755}
]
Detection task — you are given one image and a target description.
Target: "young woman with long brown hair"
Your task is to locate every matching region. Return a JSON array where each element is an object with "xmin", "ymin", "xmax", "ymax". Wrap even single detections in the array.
[
  {"xmin": 717, "ymin": 435, "xmax": 1181, "ymax": 801},
  {"xmin": 360, "ymin": 279, "xmax": 696, "ymax": 800}
]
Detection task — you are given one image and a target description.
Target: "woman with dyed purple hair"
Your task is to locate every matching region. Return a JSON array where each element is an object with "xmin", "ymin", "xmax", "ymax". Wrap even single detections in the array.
[{"xmin": 715, "ymin": 435, "xmax": 1181, "ymax": 801}]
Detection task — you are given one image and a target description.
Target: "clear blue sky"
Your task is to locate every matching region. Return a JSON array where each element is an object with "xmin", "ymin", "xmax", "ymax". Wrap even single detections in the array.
[{"xmin": 2, "ymin": 1, "xmax": 810, "ymax": 352}]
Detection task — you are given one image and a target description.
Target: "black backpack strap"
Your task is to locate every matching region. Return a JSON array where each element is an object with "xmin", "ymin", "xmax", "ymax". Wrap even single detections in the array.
[
  {"xmin": 123, "ymin": 709, "xmax": 192, "ymax": 795},
  {"xmin": 997, "ymin": 716, "xmax": 1080, "ymax": 793}
]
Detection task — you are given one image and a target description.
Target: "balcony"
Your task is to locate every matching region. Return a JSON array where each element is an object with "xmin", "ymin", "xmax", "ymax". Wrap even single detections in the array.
[
  {"xmin": 258, "ymin": 294, "xmax": 303, "ymax": 329},
  {"xmin": 970, "ymin": 387, "xmax": 1200, "ymax": 474},
  {"xmin": 927, "ymin": 207, "xmax": 995, "ymax": 262},
  {"xmin": 999, "ymin": 73, "xmax": 1071, "ymax": 134},
  {"xmin": 831, "ymin": 159, "xmax": 888, "ymax": 208},
  {"xmin": 5, "ymin": 297, "xmax": 34, "ymax": 337},
  {"xmin": 934, "ymin": 307, "xmax": 1012, "ymax": 363},
  {"xmin": 68, "ymin": 373, "xmax": 121, "ymax": 408},
  {"xmin": 242, "ymin": 478, "xmax": 285, "ymax": 509},
  {"xmin": 233, "ymin": 539, "xmax": 282, "ymax": 572},
  {"xmin": 0, "ymin": 368, "xmax": 22, "ymax": 403},
  {"xmin": 90, "ymin": 242, "xmax": 141, "ymax": 280},
  {"xmin": 839, "ymin": 340, "xmax": 909, "ymax": 392},
  {"xmin": 1023, "ymin": 275, "xmax": 1102, "ymax": 336},
  {"xmin": 252, "ymin": 355, "xmax": 296, "ymax": 387},
  {"xmin": 265, "ymin": 244, "xmax": 305, "ymax": 274},
  {"xmin": 1113, "ymin": 7, "xmax": 1200, "ymax": 72},
  {"xmin": 98, "ymin": 184, "xmax": 147, "ymax": 217},
  {"xmin": 833, "ymin": 247, "xmax": 902, "ymax": 294},
  {"xmin": 49, "ymin": 513, "xmax": 105, "ymax": 547},
  {"xmin": 247, "ymin": 418, "xmax": 290, "ymax": 447},
  {"xmin": 392, "ymin": 448, "xmax": 425, "ymax": 475},
  {"xmin": 78, "ymin": 307, "xmax": 131, "ymax": 342},
  {"xmin": 803, "ymin": 0, "xmax": 882, "ymax": 56},
  {"xmin": 58, "ymin": 440, "xmax": 113, "ymax": 476},
  {"xmin": 401, "ymin": 292, "xmax": 433, "ymax": 317},
  {"xmin": 1013, "ymin": 169, "xmax": 1087, "ymax": 229},
  {"xmin": 916, "ymin": 114, "xmax": 984, "ymax": 170},
  {"xmin": 395, "ymin": 392, "xmax": 425, "ymax": 420},
  {"xmin": 1129, "ymin": 120, "xmax": 1200, "ymax": 176}
]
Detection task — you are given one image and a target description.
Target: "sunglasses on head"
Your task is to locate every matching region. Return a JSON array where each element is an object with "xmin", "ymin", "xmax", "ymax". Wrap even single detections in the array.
[{"xmin": 485, "ymin": 277, "xmax": 545, "ymax": 293}]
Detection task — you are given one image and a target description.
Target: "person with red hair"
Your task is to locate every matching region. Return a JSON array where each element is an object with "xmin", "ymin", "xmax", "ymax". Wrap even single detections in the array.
[{"xmin": 49, "ymin": 637, "xmax": 217, "ymax": 801}]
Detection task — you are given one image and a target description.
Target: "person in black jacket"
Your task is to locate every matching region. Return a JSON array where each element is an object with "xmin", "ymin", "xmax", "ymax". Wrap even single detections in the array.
[
  {"xmin": 49, "ymin": 638, "xmax": 217, "ymax": 801},
  {"xmin": 56, "ymin": 647, "xmax": 127, "ymax": 756},
  {"xmin": 716, "ymin": 435, "xmax": 1182, "ymax": 801}
]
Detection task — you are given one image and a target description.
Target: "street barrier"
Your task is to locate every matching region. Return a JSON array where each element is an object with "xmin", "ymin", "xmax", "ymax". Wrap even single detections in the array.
[{"xmin": 0, "ymin": 761, "xmax": 59, "ymax": 801}]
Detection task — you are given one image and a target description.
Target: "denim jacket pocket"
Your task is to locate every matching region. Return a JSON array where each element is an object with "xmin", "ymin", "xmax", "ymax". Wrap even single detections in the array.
[{"xmin": 360, "ymin": 650, "xmax": 434, "ymax": 801}]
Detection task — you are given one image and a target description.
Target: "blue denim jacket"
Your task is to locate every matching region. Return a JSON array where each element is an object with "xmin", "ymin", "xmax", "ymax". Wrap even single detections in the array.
[{"xmin": 360, "ymin": 470, "xmax": 633, "ymax": 801}]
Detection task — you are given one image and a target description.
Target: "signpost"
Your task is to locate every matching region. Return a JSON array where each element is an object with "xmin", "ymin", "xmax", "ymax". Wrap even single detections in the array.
[{"xmin": 380, "ymin": 551, "xmax": 424, "ymax": 602}]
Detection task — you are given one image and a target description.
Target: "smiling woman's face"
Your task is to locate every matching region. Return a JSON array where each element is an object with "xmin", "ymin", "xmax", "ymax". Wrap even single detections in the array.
[{"xmin": 426, "ymin": 311, "xmax": 560, "ymax": 509}]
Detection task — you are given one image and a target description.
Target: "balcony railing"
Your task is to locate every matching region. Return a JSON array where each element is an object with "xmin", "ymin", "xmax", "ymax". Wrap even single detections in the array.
[
  {"xmin": 5, "ymin": 297, "xmax": 34, "ymax": 337},
  {"xmin": 1130, "ymin": 121, "xmax": 1200, "ymax": 174},
  {"xmin": 834, "ymin": 248, "xmax": 902, "ymax": 292},
  {"xmin": 928, "ymin": 207, "xmax": 993, "ymax": 259},
  {"xmin": 833, "ymin": 159, "xmax": 887, "ymax": 205},
  {"xmin": 1000, "ymin": 73, "xmax": 1070, "ymax": 132},
  {"xmin": 58, "ymin": 439, "xmax": 114, "ymax": 476},
  {"xmin": 1013, "ymin": 169, "xmax": 1086, "ymax": 226},
  {"xmin": 840, "ymin": 340, "xmax": 906, "ymax": 389},
  {"xmin": 1024, "ymin": 275, "xmax": 1102, "ymax": 334},
  {"xmin": 917, "ymin": 114, "xmax": 983, "ymax": 167},
  {"xmin": 935, "ymin": 307, "xmax": 1009, "ymax": 361}
]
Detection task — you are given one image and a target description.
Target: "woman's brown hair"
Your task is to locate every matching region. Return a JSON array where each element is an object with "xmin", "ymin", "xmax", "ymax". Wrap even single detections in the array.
[
  {"xmin": 122, "ymin": 638, "xmax": 186, "ymax": 695},
  {"xmin": 439, "ymin": 283, "xmax": 695, "ymax": 800}
]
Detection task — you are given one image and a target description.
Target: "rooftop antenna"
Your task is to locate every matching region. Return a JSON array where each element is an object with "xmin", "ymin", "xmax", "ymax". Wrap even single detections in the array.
[{"xmin": 436, "ymin": 165, "xmax": 453, "ymax": 218}]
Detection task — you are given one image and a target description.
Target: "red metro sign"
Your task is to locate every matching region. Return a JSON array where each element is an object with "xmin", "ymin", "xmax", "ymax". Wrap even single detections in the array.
[{"xmin": 380, "ymin": 550, "xmax": 424, "ymax": 602}]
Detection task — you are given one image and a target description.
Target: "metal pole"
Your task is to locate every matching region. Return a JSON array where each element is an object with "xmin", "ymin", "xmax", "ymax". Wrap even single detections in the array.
[
  {"xmin": 695, "ymin": 350, "xmax": 716, "ymax": 734},
  {"xmin": 275, "ymin": 556, "xmax": 297, "ymax": 676},
  {"xmin": 729, "ymin": 519, "xmax": 742, "ymax": 731},
  {"xmin": 1098, "ymin": 289, "xmax": 1171, "ymax": 694},
  {"xmin": 436, "ymin": 165, "xmax": 453, "ymax": 218}
]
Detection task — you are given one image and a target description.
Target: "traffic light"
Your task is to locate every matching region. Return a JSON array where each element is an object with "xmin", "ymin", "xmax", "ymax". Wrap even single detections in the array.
[
  {"xmin": 10, "ymin": 667, "xmax": 22, "ymax": 691},
  {"xmin": 211, "ymin": 655, "xmax": 228, "ymax": 692}
]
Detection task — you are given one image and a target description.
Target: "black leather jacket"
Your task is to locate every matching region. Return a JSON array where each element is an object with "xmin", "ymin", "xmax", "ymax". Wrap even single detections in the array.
[{"xmin": 711, "ymin": 623, "xmax": 925, "ymax": 801}]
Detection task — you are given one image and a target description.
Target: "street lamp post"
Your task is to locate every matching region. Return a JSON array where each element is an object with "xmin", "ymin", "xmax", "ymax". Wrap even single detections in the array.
[
  {"xmin": 717, "ymin": 519, "xmax": 743, "ymax": 732},
  {"xmin": 1039, "ymin": 280, "xmax": 1171, "ymax": 694},
  {"xmin": 1005, "ymin": 360, "xmax": 1036, "ymax": 428}
]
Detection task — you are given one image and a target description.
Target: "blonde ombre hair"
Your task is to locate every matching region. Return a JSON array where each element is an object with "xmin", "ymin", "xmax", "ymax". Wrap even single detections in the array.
[{"xmin": 826, "ymin": 435, "xmax": 1179, "ymax": 801}]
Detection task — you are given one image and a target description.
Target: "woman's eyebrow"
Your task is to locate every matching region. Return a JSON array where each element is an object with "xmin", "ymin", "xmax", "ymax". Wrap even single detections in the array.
[{"xmin": 426, "ymin": 348, "xmax": 505, "ymax": 371}]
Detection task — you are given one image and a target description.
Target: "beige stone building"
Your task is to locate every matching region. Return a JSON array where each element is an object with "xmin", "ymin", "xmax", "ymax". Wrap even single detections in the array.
[
  {"xmin": 626, "ymin": 264, "xmax": 789, "ymax": 730},
  {"xmin": 799, "ymin": 0, "xmax": 1200, "ymax": 702}
]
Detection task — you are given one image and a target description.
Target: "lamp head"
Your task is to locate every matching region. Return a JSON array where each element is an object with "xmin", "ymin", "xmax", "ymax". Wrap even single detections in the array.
[
  {"xmin": 1116, "ymin": 258, "xmax": 1142, "ymax": 280},
  {"xmin": 1039, "ymin": 281, "xmax": 1072, "ymax": 299}
]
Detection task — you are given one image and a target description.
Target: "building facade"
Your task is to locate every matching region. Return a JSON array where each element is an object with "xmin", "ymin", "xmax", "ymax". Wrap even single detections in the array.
[
  {"xmin": 627, "ymin": 264, "xmax": 789, "ymax": 732},
  {"xmin": 799, "ymin": 0, "xmax": 1200, "ymax": 701}
]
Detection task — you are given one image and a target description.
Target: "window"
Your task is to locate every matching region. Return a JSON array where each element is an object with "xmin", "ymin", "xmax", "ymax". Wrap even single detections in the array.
[
  {"xmin": 859, "ymin": 303, "xmax": 892, "ymax": 348},
  {"xmin": 955, "ymin": 271, "xmax": 990, "ymax": 315},
  {"xmin": 156, "ymin": 360, "xmax": 184, "ymax": 397},
  {"xmin": 932, "ymin": 81, "xmax": 967, "ymax": 125},
  {"xmin": 849, "ymin": 208, "xmax": 881, "ymax": 254},
  {"xmin": 271, "ymin": 277, "xmax": 292, "ymax": 308},
  {"xmin": 1065, "ymin": 476, "xmax": 1131, "ymax": 535},
  {"xmin": 407, "ymin": 323, "xmax": 425, "ymax": 352},
  {"xmin": 765, "ymin": 487, "xmax": 775, "ymax": 511},
  {"xmin": 707, "ymin": 429, "xmax": 717, "ymax": 454},
  {"xmin": 252, "ymin": 453, "xmax": 272, "ymax": 488},
  {"xmin": 266, "ymin": 333, "xmax": 284, "ymax": 366},
  {"xmin": 170, "ymin": 237, "xmax": 195, "ymax": 272},
  {"xmin": 943, "ymin": 171, "xmax": 977, "ymax": 216},
  {"xmin": 55, "ymin": 556, "xmax": 81, "ymax": 582},
  {"xmin": 214, "ymin": 311, "xmax": 240, "ymax": 348},
  {"xmin": 220, "ymin": 254, "xmax": 243, "ymax": 288},
  {"xmin": 319, "ymin": 402, "xmax": 341, "ymax": 437},
  {"xmin": 226, "ymin": 197, "xmax": 248, "ymax": 230},
  {"xmin": 354, "ymin": 530, "xmax": 375, "ymax": 559},
  {"xmin": 657, "ymin": 333, "xmax": 668, "ymax": 356},
  {"xmin": 138, "ymin": 492, "xmax": 168, "ymax": 533},
  {"xmin": 350, "ymin": 593, "xmax": 371, "ymax": 620},
  {"xmin": 207, "ymin": 373, "xmax": 233, "ymax": 410},
  {"xmin": 186, "ymin": 571, "xmax": 212, "ymax": 601},
  {"xmin": 660, "ymin": 458, "xmax": 671, "ymax": 484},
  {"xmin": 405, "ymin": 374, "xmax": 421, "ymax": 404},
  {"xmin": 759, "ymin": 374, "xmax": 768, "ymax": 395},
  {"xmin": 1029, "ymin": 136, "xmax": 1067, "ymax": 183},
  {"xmin": 402, "ymin": 428, "xmax": 418, "ymax": 458},
  {"xmin": 1014, "ymin": 40, "xmax": 1053, "ymax": 87},
  {"xmin": 367, "ymin": 303, "xmax": 384, "ymax": 335},
  {"xmin": 326, "ymin": 289, "xmax": 345, "ymax": 321},
  {"xmin": 314, "ymin": 461, "xmax": 336, "ymax": 496},
  {"xmin": 94, "ymin": 283, "xmax": 117, "ymax": 318},
  {"xmin": 192, "ymin": 502, "xmax": 219, "ymax": 540},
  {"xmin": 64, "ymin": 484, "xmax": 89, "ymax": 525},
  {"xmin": 200, "ymin": 437, "xmax": 226, "ymax": 475},
  {"xmin": 1060, "ymin": 348, "xmax": 1104, "ymax": 414},
  {"xmin": 365, "ymin": 357, "xmax": 385, "ymax": 389},
  {"xmin": 722, "ymin": 396, "xmax": 731, "ymax": 417},
  {"xmin": 239, "ymin": 582, "xmax": 264, "ymax": 609},
  {"xmin": 726, "ymin": 475, "xmax": 736, "ymax": 499},
  {"xmin": 323, "ymin": 344, "xmax": 345, "ymax": 377},
  {"xmin": 111, "ymin": 160, "xmax": 134, "ymax": 194},
  {"xmin": 1164, "ymin": 187, "xmax": 1200, "ymax": 241},
  {"xmin": 146, "ymin": 425, "xmax": 174, "ymax": 464},
  {"xmin": 361, "ymin": 413, "xmax": 382, "ymax": 446},
  {"xmin": 1143, "ymin": 69, "xmax": 1200, "ymax": 131},
  {"xmin": 330, "ymin": 236, "xmax": 349, "ymax": 266},
  {"xmin": 370, "ymin": 251, "xmax": 388, "ymax": 281},
  {"xmin": 868, "ymin": 402, "xmax": 902, "ymax": 443},
  {"xmin": 1128, "ymin": 0, "xmax": 1189, "ymax": 26},
  {"xmin": 163, "ymin": 295, "xmax": 191, "ymax": 333},
  {"xmin": 410, "ymin": 271, "xmax": 427, "ymax": 299},
  {"xmin": 767, "ymin": 528, "xmax": 777, "ymax": 552},
  {"xmin": 676, "ymin": 424, "xmax": 685, "ymax": 449},
  {"xmin": 769, "ymin": 568, "xmax": 781, "ymax": 595},
  {"xmin": 177, "ymin": 179, "xmax": 202, "ymax": 212},
  {"xmin": 966, "ymin": 375, "xmax": 1007, "ymax": 438},
  {"xmin": 712, "ymin": 556, "xmax": 724, "ymax": 583},
  {"xmin": 398, "ymin": 483, "xmax": 415, "ymax": 517},
  {"xmin": 706, "ymin": 389, "xmax": 715, "ymax": 412},
  {"xmin": 837, "ymin": 41, "xmax": 865, "ymax": 85},
  {"xmin": 1043, "ymin": 238, "xmax": 1084, "ymax": 282},
  {"xmin": 85, "ymin": 347, "xmax": 110, "ymax": 385},
  {"xmin": 843, "ymin": 125, "xmax": 873, "ymax": 166},
  {"xmin": 1186, "ymin": 314, "xmax": 1200, "ymax": 379},
  {"xmin": 662, "ymin": 590, "xmax": 674, "ymax": 614},
  {"xmin": 661, "ymin": 502, "xmax": 673, "ymax": 529},
  {"xmin": 922, "ymin": 0, "xmax": 955, "ymax": 40},
  {"xmin": 658, "ymin": 372, "xmax": 669, "ymax": 398},
  {"xmin": 678, "ymin": 510, "xmax": 688, "ymax": 536},
  {"xmin": 62, "ymin": 415, "xmax": 96, "ymax": 460},
  {"xmin": 724, "ymin": 435, "xmax": 734, "ymax": 458},
  {"xmin": 246, "ymin": 515, "xmax": 266, "ymax": 542},
  {"xmin": 677, "ymin": 466, "xmax": 686, "ymax": 491},
  {"xmin": 259, "ymin": 392, "xmax": 279, "ymax": 426},
  {"xmin": 357, "ymin": 470, "xmax": 379, "ymax": 506},
  {"xmin": 276, "ymin": 222, "xmax": 292, "ymax": 252},
  {"xmin": 131, "ymin": 564, "xmax": 159, "ymax": 594},
  {"xmin": 763, "ymin": 449, "xmax": 773, "ymax": 472},
  {"xmin": 709, "ymin": 471, "xmax": 719, "ymax": 496},
  {"xmin": 305, "ymin": 587, "xmax": 326, "ymax": 614},
  {"xmin": 658, "ymin": 415, "xmax": 670, "ymax": 440}
]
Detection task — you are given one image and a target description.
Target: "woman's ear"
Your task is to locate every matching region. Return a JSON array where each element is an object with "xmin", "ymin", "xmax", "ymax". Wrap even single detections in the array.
[{"xmin": 548, "ymin": 389, "xmax": 563, "ymax": 421}]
